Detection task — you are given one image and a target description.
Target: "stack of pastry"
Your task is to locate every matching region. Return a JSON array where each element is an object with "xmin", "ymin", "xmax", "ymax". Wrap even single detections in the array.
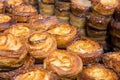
[
  {"xmin": 54, "ymin": 0, "xmax": 71, "ymax": 22},
  {"xmin": 24, "ymin": 0, "xmax": 38, "ymax": 9},
  {"xmin": 110, "ymin": 3, "xmax": 120, "ymax": 51},
  {"xmin": 38, "ymin": 0, "xmax": 55, "ymax": 16},
  {"xmin": 86, "ymin": 0, "xmax": 118, "ymax": 51},
  {"xmin": 70, "ymin": 0, "xmax": 91, "ymax": 36}
]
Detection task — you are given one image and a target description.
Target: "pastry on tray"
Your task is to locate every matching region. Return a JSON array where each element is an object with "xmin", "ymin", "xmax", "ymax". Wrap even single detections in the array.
[
  {"xmin": 78, "ymin": 64, "xmax": 118, "ymax": 80},
  {"xmin": 67, "ymin": 37, "xmax": 103, "ymax": 65},
  {"xmin": 48, "ymin": 23, "xmax": 77, "ymax": 49},
  {"xmin": 102, "ymin": 52, "xmax": 120, "ymax": 77},
  {"xmin": 44, "ymin": 49, "xmax": 83, "ymax": 79},
  {"xmin": 0, "ymin": 33, "xmax": 27, "ymax": 69},
  {"xmin": 12, "ymin": 4, "xmax": 38, "ymax": 22},
  {"xmin": 28, "ymin": 32, "xmax": 57, "ymax": 63}
]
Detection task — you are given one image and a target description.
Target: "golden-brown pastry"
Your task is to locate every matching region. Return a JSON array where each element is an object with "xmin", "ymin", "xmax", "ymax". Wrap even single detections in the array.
[
  {"xmin": 5, "ymin": 0, "xmax": 24, "ymax": 13},
  {"xmin": 28, "ymin": 32, "xmax": 57, "ymax": 62},
  {"xmin": 102, "ymin": 52, "xmax": 120, "ymax": 77},
  {"xmin": 0, "ymin": 55, "xmax": 35, "ymax": 79},
  {"xmin": 91, "ymin": 0, "xmax": 118, "ymax": 16},
  {"xmin": 48, "ymin": 23, "xmax": 77, "ymax": 49},
  {"xmin": 71, "ymin": 0, "xmax": 91, "ymax": 17},
  {"xmin": 31, "ymin": 16, "xmax": 58, "ymax": 32},
  {"xmin": 55, "ymin": 0, "xmax": 70, "ymax": 11},
  {"xmin": 44, "ymin": 50, "xmax": 83, "ymax": 79},
  {"xmin": 110, "ymin": 19, "xmax": 120, "ymax": 38},
  {"xmin": 0, "ymin": 1, "xmax": 5, "ymax": 13},
  {"xmin": 55, "ymin": 8, "xmax": 70, "ymax": 22},
  {"xmin": 0, "ymin": 14, "xmax": 16, "ymax": 32},
  {"xmin": 70, "ymin": 13, "xmax": 86, "ymax": 29},
  {"xmin": 13, "ymin": 66, "xmax": 57, "ymax": 80},
  {"xmin": 67, "ymin": 37, "xmax": 103, "ymax": 65},
  {"xmin": 13, "ymin": 4, "xmax": 38, "ymax": 23},
  {"xmin": 0, "ymin": 33, "xmax": 27, "ymax": 69},
  {"xmin": 38, "ymin": 0, "xmax": 55, "ymax": 16},
  {"xmin": 42, "ymin": 0, "xmax": 55, "ymax": 4},
  {"xmin": 78, "ymin": 64, "xmax": 118, "ymax": 80},
  {"xmin": 4, "ymin": 23, "xmax": 33, "ymax": 39},
  {"xmin": 87, "ymin": 12, "xmax": 111, "ymax": 30}
]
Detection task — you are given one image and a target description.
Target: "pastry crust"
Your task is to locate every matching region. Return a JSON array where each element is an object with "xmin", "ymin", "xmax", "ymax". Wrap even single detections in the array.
[
  {"xmin": 48, "ymin": 23, "xmax": 77, "ymax": 49},
  {"xmin": 55, "ymin": 0, "xmax": 70, "ymax": 11},
  {"xmin": 4, "ymin": 23, "xmax": 33, "ymax": 39},
  {"xmin": 71, "ymin": 0, "xmax": 91, "ymax": 17},
  {"xmin": 78, "ymin": 64, "xmax": 118, "ymax": 80},
  {"xmin": 55, "ymin": 8, "xmax": 70, "ymax": 22},
  {"xmin": 28, "ymin": 32, "xmax": 57, "ymax": 62},
  {"xmin": 44, "ymin": 50, "xmax": 83, "ymax": 78},
  {"xmin": 31, "ymin": 16, "xmax": 58, "ymax": 31},
  {"xmin": 5, "ymin": 0, "xmax": 24, "ymax": 13},
  {"xmin": 70, "ymin": 13, "xmax": 86, "ymax": 29},
  {"xmin": 0, "ymin": 14, "xmax": 16, "ymax": 31},
  {"xmin": 91, "ymin": 0, "xmax": 118, "ymax": 16},
  {"xmin": 38, "ymin": 0, "xmax": 55, "ymax": 15},
  {"xmin": 0, "ymin": 33, "xmax": 27, "ymax": 68},
  {"xmin": 102, "ymin": 52, "xmax": 120, "ymax": 77},
  {"xmin": 87, "ymin": 12, "xmax": 111, "ymax": 30},
  {"xmin": 13, "ymin": 66, "xmax": 57, "ymax": 80},
  {"xmin": 0, "ymin": 1, "xmax": 5, "ymax": 13},
  {"xmin": 42, "ymin": 0, "xmax": 54, "ymax": 4},
  {"xmin": 13, "ymin": 4, "xmax": 38, "ymax": 22},
  {"xmin": 67, "ymin": 37, "xmax": 103, "ymax": 65},
  {"xmin": 110, "ymin": 19, "xmax": 120, "ymax": 38}
]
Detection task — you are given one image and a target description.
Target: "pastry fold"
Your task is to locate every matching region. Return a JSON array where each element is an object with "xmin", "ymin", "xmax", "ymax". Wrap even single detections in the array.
[
  {"xmin": 67, "ymin": 37, "xmax": 103, "ymax": 65},
  {"xmin": 28, "ymin": 32, "xmax": 57, "ymax": 61},
  {"xmin": 48, "ymin": 23, "xmax": 77, "ymax": 49},
  {"xmin": 78, "ymin": 64, "xmax": 118, "ymax": 80},
  {"xmin": 13, "ymin": 4, "xmax": 38, "ymax": 22},
  {"xmin": 102, "ymin": 52, "xmax": 120, "ymax": 77},
  {"xmin": 0, "ymin": 33, "xmax": 27, "ymax": 69},
  {"xmin": 44, "ymin": 50, "xmax": 83, "ymax": 78}
]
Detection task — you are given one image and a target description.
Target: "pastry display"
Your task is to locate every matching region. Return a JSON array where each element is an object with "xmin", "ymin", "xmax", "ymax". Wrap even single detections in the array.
[
  {"xmin": 12, "ymin": 4, "xmax": 38, "ymax": 22},
  {"xmin": 48, "ymin": 23, "xmax": 77, "ymax": 49},
  {"xmin": 44, "ymin": 50, "xmax": 83, "ymax": 79},
  {"xmin": 78, "ymin": 64, "xmax": 118, "ymax": 80},
  {"xmin": 0, "ymin": 33, "xmax": 27, "ymax": 69},
  {"xmin": 67, "ymin": 37, "xmax": 103, "ymax": 65},
  {"xmin": 28, "ymin": 32, "xmax": 57, "ymax": 62},
  {"xmin": 102, "ymin": 52, "xmax": 120, "ymax": 77},
  {"xmin": 0, "ymin": 14, "xmax": 16, "ymax": 32}
]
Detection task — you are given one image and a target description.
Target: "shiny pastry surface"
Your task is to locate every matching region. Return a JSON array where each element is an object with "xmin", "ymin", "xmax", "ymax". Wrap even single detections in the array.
[
  {"xmin": 44, "ymin": 50, "xmax": 83, "ymax": 77},
  {"xmin": 0, "ymin": 33, "xmax": 27, "ymax": 68},
  {"xmin": 28, "ymin": 32, "xmax": 57, "ymax": 60},
  {"xmin": 13, "ymin": 66, "xmax": 57, "ymax": 80},
  {"xmin": 0, "ymin": 14, "xmax": 11, "ymax": 23},
  {"xmin": 67, "ymin": 38, "xmax": 103, "ymax": 65},
  {"xmin": 78, "ymin": 64, "xmax": 118, "ymax": 80},
  {"xmin": 48, "ymin": 23, "xmax": 77, "ymax": 48}
]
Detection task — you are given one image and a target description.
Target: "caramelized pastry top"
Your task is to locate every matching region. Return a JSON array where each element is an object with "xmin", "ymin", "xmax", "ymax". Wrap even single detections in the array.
[
  {"xmin": 5, "ymin": 23, "xmax": 31, "ymax": 37},
  {"xmin": 81, "ymin": 64, "xmax": 118, "ymax": 80},
  {"xmin": 100, "ymin": 0, "xmax": 118, "ymax": 7},
  {"xmin": 5, "ymin": 0, "xmax": 24, "ymax": 6},
  {"xmin": 44, "ymin": 50, "xmax": 83, "ymax": 77},
  {"xmin": 71, "ymin": 0, "xmax": 91, "ymax": 9},
  {"xmin": 67, "ymin": 38, "xmax": 101, "ymax": 54},
  {"xmin": 0, "ymin": 33, "xmax": 22, "ymax": 51},
  {"xmin": 13, "ymin": 66, "xmax": 56, "ymax": 80},
  {"xmin": 0, "ymin": 14, "xmax": 11, "ymax": 23},
  {"xmin": 14, "ymin": 4, "xmax": 37, "ymax": 13}
]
